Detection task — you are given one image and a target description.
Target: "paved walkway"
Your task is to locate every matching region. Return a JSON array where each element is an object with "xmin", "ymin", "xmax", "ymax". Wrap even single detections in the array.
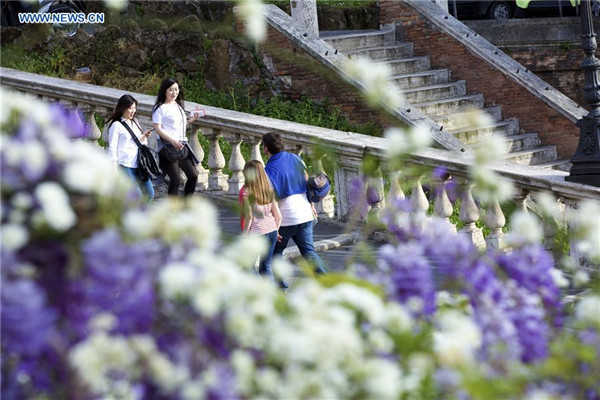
[{"xmin": 154, "ymin": 182, "xmax": 367, "ymax": 273}]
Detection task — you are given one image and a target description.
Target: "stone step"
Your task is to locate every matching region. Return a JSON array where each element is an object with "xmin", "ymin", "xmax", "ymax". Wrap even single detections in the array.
[
  {"xmin": 533, "ymin": 159, "xmax": 572, "ymax": 172},
  {"xmin": 434, "ymin": 106, "xmax": 503, "ymax": 131},
  {"xmin": 503, "ymin": 145, "xmax": 558, "ymax": 165},
  {"xmin": 413, "ymin": 93, "xmax": 482, "ymax": 117},
  {"xmin": 389, "ymin": 69, "xmax": 449, "ymax": 89},
  {"xmin": 378, "ymin": 56, "xmax": 431, "ymax": 75},
  {"xmin": 346, "ymin": 43, "xmax": 414, "ymax": 61},
  {"xmin": 321, "ymin": 29, "xmax": 394, "ymax": 52},
  {"xmin": 402, "ymin": 80, "xmax": 467, "ymax": 103},
  {"xmin": 450, "ymin": 118, "xmax": 520, "ymax": 143},
  {"xmin": 503, "ymin": 133, "xmax": 543, "ymax": 152}
]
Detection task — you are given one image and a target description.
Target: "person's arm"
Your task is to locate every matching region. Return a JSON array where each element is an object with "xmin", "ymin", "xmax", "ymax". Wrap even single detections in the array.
[
  {"xmin": 272, "ymin": 199, "xmax": 283, "ymax": 241},
  {"xmin": 242, "ymin": 196, "xmax": 253, "ymax": 235},
  {"xmin": 107, "ymin": 122, "xmax": 119, "ymax": 169},
  {"xmin": 133, "ymin": 118, "xmax": 151, "ymax": 145}
]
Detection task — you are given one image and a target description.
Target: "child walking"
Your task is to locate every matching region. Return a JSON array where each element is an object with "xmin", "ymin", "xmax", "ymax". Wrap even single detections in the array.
[{"xmin": 240, "ymin": 160, "xmax": 282, "ymax": 280}]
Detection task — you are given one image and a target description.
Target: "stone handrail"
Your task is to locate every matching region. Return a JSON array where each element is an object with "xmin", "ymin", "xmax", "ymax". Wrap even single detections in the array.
[{"xmin": 1, "ymin": 67, "xmax": 599, "ymax": 266}]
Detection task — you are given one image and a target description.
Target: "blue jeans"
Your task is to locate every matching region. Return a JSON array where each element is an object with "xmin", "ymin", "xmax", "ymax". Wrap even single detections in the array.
[
  {"xmin": 258, "ymin": 230, "xmax": 278, "ymax": 281},
  {"xmin": 274, "ymin": 220, "xmax": 326, "ymax": 288},
  {"xmin": 120, "ymin": 166, "xmax": 155, "ymax": 202}
]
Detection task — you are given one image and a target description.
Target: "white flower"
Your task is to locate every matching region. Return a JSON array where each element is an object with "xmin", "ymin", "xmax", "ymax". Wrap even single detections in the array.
[
  {"xmin": 360, "ymin": 358, "xmax": 402, "ymax": 399},
  {"xmin": 383, "ymin": 303, "xmax": 413, "ymax": 334},
  {"xmin": 103, "ymin": 0, "xmax": 127, "ymax": 10},
  {"xmin": 575, "ymin": 295, "xmax": 600, "ymax": 326},
  {"xmin": 159, "ymin": 263, "xmax": 199, "ymax": 299},
  {"xmin": 549, "ymin": 268, "xmax": 569, "ymax": 288},
  {"xmin": 34, "ymin": 181, "xmax": 76, "ymax": 231},
  {"xmin": 122, "ymin": 209, "xmax": 153, "ymax": 237},
  {"xmin": 343, "ymin": 57, "xmax": 405, "ymax": 109},
  {"xmin": 237, "ymin": 0, "xmax": 266, "ymax": 43},
  {"xmin": 535, "ymin": 191, "xmax": 562, "ymax": 220},
  {"xmin": 572, "ymin": 200, "xmax": 600, "ymax": 262},
  {"xmin": 474, "ymin": 134, "xmax": 507, "ymax": 165},
  {"xmin": 272, "ymin": 257, "xmax": 293, "ymax": 280},
  {"xmin": 88, "ymin": 313, "xmax": 118, "ymax": 332},
  {"xmin": 1, "ymin": 223, "xmax": 29, "ymax": 251},
  {"xmin": 384, "ymin": 124, "xmax": 432, "ymax": 159},
  {"xmin": 507, "ymin": 211, "xmax": 542, "ymax": 246},
  {"xmin": 470, "ymin": 167, "xmax": 515, "ymax": 203},
  {"xmin": 224, "ymin": 234, "xmax": 267, "ymax": 269},
  {"xmin": 573, "ymin": 270, "xmax": 590, "ymax": 287},
  {"xmin": 433, "ymin": 310, "xmax": 481, "ymax": 367}
]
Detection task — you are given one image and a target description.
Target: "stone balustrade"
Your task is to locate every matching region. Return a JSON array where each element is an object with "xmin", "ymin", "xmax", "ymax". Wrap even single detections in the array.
[{"xmin": 2, "ymin": 67, "xmax": 599, "ymax": 267}]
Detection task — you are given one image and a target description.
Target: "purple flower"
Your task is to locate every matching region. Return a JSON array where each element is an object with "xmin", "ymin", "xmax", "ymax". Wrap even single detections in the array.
[
  {"xmin": 1, "ymin": 279, "xmax": 57, "ymax": 357},
  {"xmin": 508, "ymin": 285, "xmax": 549, "ymax": 363},
  {"xmin": 494, "ymin": 245, "xmax": 562, "ymax": 326},
  {"xmin": 378, "ymin": 242, "xmax": 436, "ymax": 316},
  {"xmin": 71, "ymin": 228, "xmax": 166, "ymax": 336}
]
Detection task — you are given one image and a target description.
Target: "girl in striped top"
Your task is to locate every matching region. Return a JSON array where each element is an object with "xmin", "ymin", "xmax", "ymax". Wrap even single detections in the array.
[{"xmin": 240, "ymin": 160, "xmax": 282, "ymax": 280}]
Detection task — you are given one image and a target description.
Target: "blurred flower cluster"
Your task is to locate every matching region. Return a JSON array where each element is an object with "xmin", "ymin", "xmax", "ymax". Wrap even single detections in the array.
[{"xmin": 2, "ymin": 89, "xmax": 599, "ymax": 400}]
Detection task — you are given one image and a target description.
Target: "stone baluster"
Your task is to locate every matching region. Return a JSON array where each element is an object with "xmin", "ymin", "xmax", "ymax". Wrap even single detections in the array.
[
  {"xmin": 513, "ymin": 188, "xmax": 531, "ymax": 213},
  {"xmin": 204, "ymin": 128, "xmax": 228, "ymax": 192},
  {"xmin": 564, "ymin": 199, "xmax": 588, "ymax": 270},
  {"xmin": 84, "ymin": 106, "xmax": 102, "ymax": 145},
  {"xmin": 387, "ymin": 171, "xmax": 405, "ymax": 202},
  {"xmin": 367, "ymin": 166, "xmax": 386, "ymax": 219},
  {"xmin": 250, "ymin": 137, "xmax": 264, "ymax": 164},
  {"xmin": 189, "ymin": 128, "xmax": 208, "ymax": 191},
  {"xmin": 227, "ymin": 133, "xmax": 246, "ymax": 196},
  {"xmin": 459, "ymin": 184, "xmax": 486, "ymax": 250},
  {"xmin": 334, "ymin": 158, "xmax": 362, "ymax": 221},
  {"xmin": 410, "ymin": 178, "xmax": 429, "ymax": 216},
  {"xmin": 312, "ymin": 154, "xmax": 335, "ymax": 219},
  {"xmin": 484, "ymin": 199, "xmax": 506, "ymax": 250},
  {"xmin": 434, "ymin": 175, "xmax": 456, "ymax": 233}
]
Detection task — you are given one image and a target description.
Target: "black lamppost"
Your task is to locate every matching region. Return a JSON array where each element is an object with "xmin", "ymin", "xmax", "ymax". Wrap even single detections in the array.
[{"xmin": 566, "ymin": 0, "xmax": 600, "ymax": 187}]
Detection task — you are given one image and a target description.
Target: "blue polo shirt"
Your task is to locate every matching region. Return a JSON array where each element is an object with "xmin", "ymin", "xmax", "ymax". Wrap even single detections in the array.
[{"xmin": 264, "ymin": 152, "xmax": 307, "ymax": 199}]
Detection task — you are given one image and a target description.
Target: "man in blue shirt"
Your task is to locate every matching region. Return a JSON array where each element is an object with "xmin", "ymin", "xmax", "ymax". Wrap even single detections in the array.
[{"xmin": 262, "ymin": 132, "xmax": 327, "ymax": 288}]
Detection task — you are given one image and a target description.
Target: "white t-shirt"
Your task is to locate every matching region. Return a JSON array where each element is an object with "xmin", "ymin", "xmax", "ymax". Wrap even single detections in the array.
[
  {"xmin": 108, "ymin": 118, "xmax": 146, "ymax": 168},
  {"xmin": 152, "ymin": 103, "xmax": 187, "ymax": 149},
  {"xmin": 278, "ymin": 193, "xmax": 314, "ymax": 226}
]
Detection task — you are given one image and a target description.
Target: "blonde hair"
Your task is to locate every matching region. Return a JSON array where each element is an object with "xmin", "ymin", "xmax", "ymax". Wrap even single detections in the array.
[{"xmin": 243, "ymin": 160, "xmax": 274, "ymax": 205}]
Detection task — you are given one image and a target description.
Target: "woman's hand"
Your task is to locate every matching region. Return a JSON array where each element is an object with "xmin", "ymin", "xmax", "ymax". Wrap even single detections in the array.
[{"xmin": 170, "ymin": 139, "xmax": 184, "ymax": 150}]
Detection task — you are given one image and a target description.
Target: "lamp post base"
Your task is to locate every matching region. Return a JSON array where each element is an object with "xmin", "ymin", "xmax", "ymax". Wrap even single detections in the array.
[{"xmin": 566, "ymin": 115, "xmax": 600, "ymax": 187}]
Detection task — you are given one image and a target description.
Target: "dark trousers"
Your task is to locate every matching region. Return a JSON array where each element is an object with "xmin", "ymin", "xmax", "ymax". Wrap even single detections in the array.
[{"xmin": 159, "ymin": 149, "xmax": 198, "ymax": 196}]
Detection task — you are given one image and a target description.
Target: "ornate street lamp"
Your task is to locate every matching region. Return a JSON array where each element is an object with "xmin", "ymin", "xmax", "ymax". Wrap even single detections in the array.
[{"xmin": 565, "ymin": 0, "xmax": 600, "ymax": 187}]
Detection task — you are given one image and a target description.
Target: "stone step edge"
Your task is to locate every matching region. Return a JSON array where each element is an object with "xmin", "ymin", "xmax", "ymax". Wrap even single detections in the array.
[
  {"xmin": 345, "ymin": 43, "xmax": 413, "ymax": 54},
  {"xmin": 283, "ymin": 232, "xmax": 362, "ymax": 260},
  {"xmin": 389, "ymin": 68, "xmax": 449, "ymax": 80},
  {"xmin": 320, "ymin": 29, "xmax": 394, "ymax": 40}
]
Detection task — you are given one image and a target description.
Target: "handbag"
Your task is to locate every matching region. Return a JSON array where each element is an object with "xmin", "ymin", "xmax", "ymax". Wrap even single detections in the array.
[
  {"xmin": 307, "ymin": 172, "xmax": 331, "ymax": 203},
  {"xmin": 163, "ymin": 141, "xmax": 189, "ymax": 161},
  {"xmin": 118, "ymin": 120, "xmax": 162, "ymax": 181}
]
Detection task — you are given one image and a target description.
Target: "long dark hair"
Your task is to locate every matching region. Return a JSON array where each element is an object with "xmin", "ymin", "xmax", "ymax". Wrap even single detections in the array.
[
  {"xmin": 152, "ymin": 77, "xmax": 185, "ymax": 114},
  {"xmin": 107, "ymin": 94, "xmax": 137, "ymax": 128}
]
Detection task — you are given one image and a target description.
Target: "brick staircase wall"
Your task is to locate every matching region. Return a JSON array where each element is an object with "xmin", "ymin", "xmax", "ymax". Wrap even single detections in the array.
[{"xmin": 378, "ymin": 0, "xmax": 580, "ymax": 159}]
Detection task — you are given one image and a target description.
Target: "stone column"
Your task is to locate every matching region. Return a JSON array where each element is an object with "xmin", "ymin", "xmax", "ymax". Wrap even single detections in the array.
[
  {"xmin": 189, "ymin": 128, "xmax": 208, "ymax": 191},
  {"xmin": 250, "ymin": 137, "xmax": 264, "ymax": 165},
  {"xmin": 227, "ymin": 133, "xmax": 245, "ymax": 196},
  {"xmin": 312, "ymin": 154, "xmax": 335, "ymax": 219},
  {"xmin": 459, "ymin": 184, "xmax": 485, "ymax": 250},
  {"xmin": 334, "ymin": 158, "xmax": 362, "ymax": 221},
  {"xmin": 484, "ymin": 199, "xmax": 506, "ymax": 250},
  {"xmin": 204, "ymin": 128, "xmax": 228, "ymax": 192},
  {"xmin": 290, "ymin": 0, "xmax": 319, "ymax": 38}
]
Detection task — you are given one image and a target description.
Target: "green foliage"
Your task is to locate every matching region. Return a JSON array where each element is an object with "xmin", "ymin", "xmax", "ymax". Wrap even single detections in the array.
[{"xmin": 1, "ymin": 44, "xmax": 67, "ymax": 77}]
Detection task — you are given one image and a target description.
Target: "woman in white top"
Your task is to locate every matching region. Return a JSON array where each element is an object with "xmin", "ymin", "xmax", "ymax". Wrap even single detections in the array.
[
  {"xmin": 152, "ymin": 77, "xmax": 200, "ymax": 197},
  {"xmin": 107, "ymin": 94, "xmax": 155, "ymax": 202}
]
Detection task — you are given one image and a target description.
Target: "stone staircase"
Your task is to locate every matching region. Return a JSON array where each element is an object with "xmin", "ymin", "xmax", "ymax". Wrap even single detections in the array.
[{"xmin": 321, "ymin": 29, "xmax": 569, "ymax": 169}]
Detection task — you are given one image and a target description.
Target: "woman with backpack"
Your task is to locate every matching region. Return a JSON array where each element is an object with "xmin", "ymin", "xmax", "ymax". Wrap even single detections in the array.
[
  {"xmin": 240, "ymin": 160, "xmax": 282, "ymax": 280},
  {"xmin": 107, "ymin": 94, "xmax": 155, "ymax": 202}
]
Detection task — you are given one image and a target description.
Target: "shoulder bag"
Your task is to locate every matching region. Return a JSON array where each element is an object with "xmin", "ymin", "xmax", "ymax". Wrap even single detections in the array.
[{"xmin": 119, "ymin": 120, "xmax": 162, "ymax": 181}]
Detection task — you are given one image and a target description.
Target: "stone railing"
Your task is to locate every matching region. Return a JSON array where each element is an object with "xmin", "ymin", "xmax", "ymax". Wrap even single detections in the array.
[{"xmin": 2, "ymin": 68, "xmax": 599, "ymax": 267}]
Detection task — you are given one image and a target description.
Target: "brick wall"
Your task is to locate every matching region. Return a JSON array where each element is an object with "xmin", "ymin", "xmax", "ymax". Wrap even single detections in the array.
[
  {"xmin": 379, "ymin": 0, "xmax": 580, "ymax": 159},
  {"xmin": 505, "ymin": 46, "xmax": 584, "ymax": 106}
]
